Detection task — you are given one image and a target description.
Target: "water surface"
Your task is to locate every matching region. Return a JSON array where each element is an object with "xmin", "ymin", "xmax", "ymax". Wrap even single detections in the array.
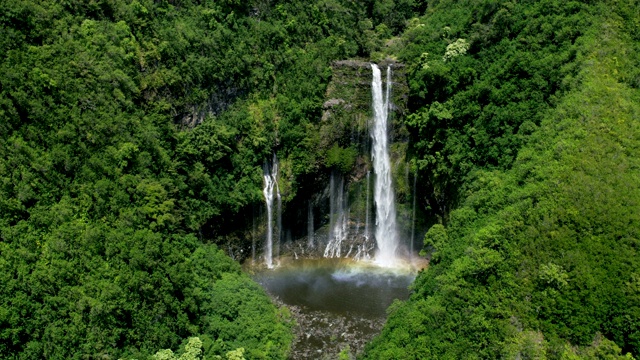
[
  {"xmin": 254, "ymin": 258, "xmax": 418, "ymax": 358},
  {"xmin": 256, "ymin": 258, "xmax": 414, "ymax": 317}
]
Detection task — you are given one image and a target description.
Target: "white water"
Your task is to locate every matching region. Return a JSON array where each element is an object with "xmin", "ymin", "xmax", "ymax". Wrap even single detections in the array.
[
  {"xmin": 364, "ymin": 171, "xmax": 371, "ymax": 241},
  {"xmin": 324, "ymin": 172, "xmax": 349, "ymax": 258},
  {"xmin": 263, "ymin": 155, "xmax": 279, "ymax": 268},
  {"xmin": 352, "ymin": 170, "xmax": 373, "ymax": 261},
  {"xmin": 371, "ymin": 64, "xmax": 399, "ymax": 267},
  {"xmin": 410, "ymin": 171, "xmax": 417, "ymax": 255},
  {"xmin": 308, "ymin": 201, "xmax": 314, "ymax": 248}
]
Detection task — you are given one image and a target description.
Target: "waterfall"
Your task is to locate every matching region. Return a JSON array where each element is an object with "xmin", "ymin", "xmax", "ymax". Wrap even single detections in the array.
[
  {"xmin": 328, "ymin": 173, "xmax": 336, "ymax": 248},
  {"xmin": 276, "ymin": 182, "xmax": 282, "ymax": 260},
  {"xmin": 364, "ymin": 171, "xmax": 370, "ymax": 241},
  {"xmin": 308, "ymin": 201, "xmax": 314, "ymax": 248},
  {"xmin": 353, "ymin": 184, "xmax": 361, "ymax": 242},
  {"xmin": 411, "ymin": 170, "xmax": 417, "ymax": 255},
  {"xmin": 324, "ymin": 172, "xmax": 349, "ymax": 258},
  {"xmin": 263, "ymin": 154, "xmax": 279, "ymax": 268},
  {"xmin": 371, "ymin": 64, "xmax": 399, "ymax": 266}
]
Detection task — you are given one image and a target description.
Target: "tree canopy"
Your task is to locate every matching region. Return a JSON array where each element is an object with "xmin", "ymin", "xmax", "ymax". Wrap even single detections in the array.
[
  {"xmin": 1, "ymin": 0, "xmax": 639, "ymax": 358},
  {"xmin": 364, "ymin": 0, "xmax": 640, "ymax": 358}
]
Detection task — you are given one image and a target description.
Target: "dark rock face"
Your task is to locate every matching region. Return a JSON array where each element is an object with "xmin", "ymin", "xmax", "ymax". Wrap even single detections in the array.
[{"xmin": 280, "ymin": 221, "xmax": 376, "ymax": 261}]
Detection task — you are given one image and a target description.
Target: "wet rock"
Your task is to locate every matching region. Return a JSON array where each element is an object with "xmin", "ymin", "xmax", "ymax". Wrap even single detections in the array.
[{"xmin": 269, "ymin": 297, "xmax": 387, "ymax": 359}]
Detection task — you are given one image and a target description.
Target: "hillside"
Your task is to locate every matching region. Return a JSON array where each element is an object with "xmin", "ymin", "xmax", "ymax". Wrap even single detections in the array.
[
  {"xmin": 0, "ymin": 0, "xmax": 421, "ymax": 358},
  {"xmin": 0, "ymin": 0, "xmax": 383, "ymax": 358},
  {"xmin": 364, "ymin": 0, "xmax": 640, "ymax": 358},
  {"xmin": 1, "ymin": 0, "xmax": 639, "ymax": 359}
]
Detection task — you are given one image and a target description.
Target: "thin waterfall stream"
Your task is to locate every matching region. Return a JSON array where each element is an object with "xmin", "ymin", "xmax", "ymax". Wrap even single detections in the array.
[
  {"xmin": 364, "ymin": 170, "xmax": 371, "ymax": 241},
  {"xmin": 410, "ymin": 170, "xmax": 417, "ymax": 255},
  {"xmin": 324, "ymin": 172, "xmax": 349, "ymax": 258},
  {"xmin": 263, "ymin": 154, "xmax": 280, "ymax": 268},
  {"xmin": 308, "ymin": 201, "xmax": 314, "ymax": 249}
]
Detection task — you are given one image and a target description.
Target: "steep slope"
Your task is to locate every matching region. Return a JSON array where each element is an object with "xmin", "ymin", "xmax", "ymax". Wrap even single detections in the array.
[{"xmin": 364, "ymin": 1, "xmax": 640, "ymax": 358}]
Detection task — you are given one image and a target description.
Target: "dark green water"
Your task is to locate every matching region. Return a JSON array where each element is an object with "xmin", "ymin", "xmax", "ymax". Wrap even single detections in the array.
[
  {"xmin": 255, "ymin": 258, "xmax": 415, "ymax": 317},
  {"xmin": 254, "ymin": 258, "xmax": 418, "ymax": 358}
]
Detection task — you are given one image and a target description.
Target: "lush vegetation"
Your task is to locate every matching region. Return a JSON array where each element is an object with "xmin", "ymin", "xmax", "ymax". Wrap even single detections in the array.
[
  {"xmin": 0, "ymin": 0, "xmax": 416, "ymax": 358},
  {"xmin": 364, "ymin": 0, "xmax": 640, "ymax": 358},
  {"xmin": 2, "ymin": 0, "xmax": 639, "ymax": 358}
]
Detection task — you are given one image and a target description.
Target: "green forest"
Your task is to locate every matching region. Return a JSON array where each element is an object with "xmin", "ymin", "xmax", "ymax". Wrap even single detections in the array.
[{"xmin": 1, "ymin": 0, "xmax": 639, "ymax": 359}]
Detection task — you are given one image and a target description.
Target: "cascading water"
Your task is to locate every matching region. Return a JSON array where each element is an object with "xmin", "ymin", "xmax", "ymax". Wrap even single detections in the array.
[
  {"xmin": 308, "ymin": 201, "xmax": 314, "ymax": 248},
  {"xmin": 410, "ymin": 171, "xmax": 417, "ymax": 255},
  {"xmin": 324, "ymin": 172, "xmax": 349, "ymax": 258},
  {"xmin": 352, "ymin": 170, "xmax": 373, "ymax": 261},
  {"xmin": 263, "ymin": 155, "xmax": 279, "ymax": 268},
  {"xmin": 370, "ymin": 64, "xmax": 399, "ymax": 266},
  {"xmin": 364, "ymin": 171, "xmax": 371, "ymax": 241}
]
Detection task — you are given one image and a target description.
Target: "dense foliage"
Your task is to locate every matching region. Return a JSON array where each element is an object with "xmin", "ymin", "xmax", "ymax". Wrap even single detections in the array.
[
  {"xmin": 0, "ymin": 0, "xmax": 418, "ymax": 358},
  {"xmin": 364, "ymin": 0, "xmax": 640, "ymax": 358},
  {"xmin": 397, "ymin": 0, "xmax": 598, "ymax": 212},
  {"xmin": 2, "ymin": 0, "xmax": 639, "ymax": 358}
]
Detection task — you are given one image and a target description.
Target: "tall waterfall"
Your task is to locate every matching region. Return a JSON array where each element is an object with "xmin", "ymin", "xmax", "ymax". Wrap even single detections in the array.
[
  {"xmin": 364, "ymin": 171, "xmax": 371, "ymax": 241},
  {"xmin": 410, "ymin": 170, "xmax": 417, "ymax": 255},
  {"xmin": 263, "ymin": 155, "xmax": 279, "ymax": 268},
  {"xmin": 371, "ymin": 64, "xmax": 399, "ymax": 266}
]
